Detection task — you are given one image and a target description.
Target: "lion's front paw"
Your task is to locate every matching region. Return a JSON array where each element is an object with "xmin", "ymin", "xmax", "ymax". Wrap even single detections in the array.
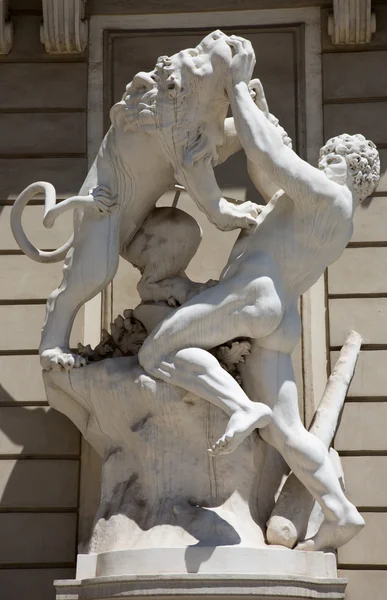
[
  {"xmin": 40, "ymin": 348, "xmax": 87, "ymax": 371},
  {"xmin": 217, "ymin": 199, "xmax": 259, "ymax": 230}
]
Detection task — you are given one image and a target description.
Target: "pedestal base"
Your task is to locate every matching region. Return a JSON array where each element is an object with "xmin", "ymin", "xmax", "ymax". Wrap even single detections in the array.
[
  {"xmin": 55, "ymin": 548, "xmax": 347, "ymax": 599},
  {"xmin": 55, "ymin": 573, "xmax": 347, "ymax": 600}
]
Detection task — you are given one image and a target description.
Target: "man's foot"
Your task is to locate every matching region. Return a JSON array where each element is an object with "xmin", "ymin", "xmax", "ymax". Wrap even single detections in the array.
[
  {"xmin": 296, "ymin": 506, "xmax": 365, "ymax": 551},
  {"xmin": 40, "ymin": 347, "xmax": 87, "ymax": 371},
  {"xmin": 208, "ymin": 403, "xmax": 272, "ymax": 456}
]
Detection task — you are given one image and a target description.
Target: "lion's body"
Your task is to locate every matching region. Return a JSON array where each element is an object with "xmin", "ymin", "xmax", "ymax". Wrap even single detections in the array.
[
  {"xmin": 11, "ymin": 31, "xmax": 255, "ymax": 370},
  {"xmin": 82, "ymin": 126, "xmax": 175, "ymax": 253}
]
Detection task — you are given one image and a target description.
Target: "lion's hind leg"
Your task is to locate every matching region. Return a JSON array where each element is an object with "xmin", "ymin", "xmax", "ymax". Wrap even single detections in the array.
[{"xmin": 40, "ymin": 209, "xmax": 120, "ymax": 371}]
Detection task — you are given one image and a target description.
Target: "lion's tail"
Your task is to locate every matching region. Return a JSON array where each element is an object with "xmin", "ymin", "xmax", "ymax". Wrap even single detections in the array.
[{"xmin": 11, "ymin": 181, "xmax": 75, "ymax": 264}]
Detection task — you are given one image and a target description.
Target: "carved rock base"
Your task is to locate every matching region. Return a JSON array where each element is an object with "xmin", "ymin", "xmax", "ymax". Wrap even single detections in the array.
[
  {"xmin": 44, "ymin": 356, "xmax": 287, "ymax": 553},
  {"xmin": 44, "ymin": 358, "xmax": 347, "ymax": 600}
]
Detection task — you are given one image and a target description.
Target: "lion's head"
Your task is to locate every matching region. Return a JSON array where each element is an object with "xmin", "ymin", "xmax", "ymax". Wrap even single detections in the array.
[{"xmin": 110, "ymin": 30, "xmax": 236, "ymax": 169}]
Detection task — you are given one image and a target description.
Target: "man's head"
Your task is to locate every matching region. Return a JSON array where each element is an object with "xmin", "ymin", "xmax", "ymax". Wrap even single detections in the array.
[{"xmin": 318, "ymin": 133, "xmax": 380, "ymax": 201}]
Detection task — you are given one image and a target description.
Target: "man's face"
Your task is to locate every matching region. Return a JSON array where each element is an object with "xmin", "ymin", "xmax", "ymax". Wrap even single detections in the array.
[{"xmin": 318, "ymin": 152, "xmax": 348, "ymax": 185}]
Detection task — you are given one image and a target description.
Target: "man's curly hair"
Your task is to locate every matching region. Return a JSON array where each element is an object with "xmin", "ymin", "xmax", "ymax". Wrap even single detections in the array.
[{"xmin": 319, "ymin": 133, "xmax": 380, "ymax": 201}]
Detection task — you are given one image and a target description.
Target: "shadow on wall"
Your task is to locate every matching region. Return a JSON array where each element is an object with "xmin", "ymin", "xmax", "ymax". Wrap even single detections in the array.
[{"xmin": 0, "ymin": 381, "xmax": 80, "ymax": 596}]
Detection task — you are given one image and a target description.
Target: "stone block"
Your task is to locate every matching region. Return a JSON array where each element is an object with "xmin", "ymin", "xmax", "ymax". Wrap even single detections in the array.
[
  {"xmin": 0, "ymin": 64, "xmax": 87, "ymax": 109},
  {"xmin": 331, "ymin": 351, "xmax": 387, "ymax": 398},
  {"xmin": 328, "ymin": 248, "xmax": 387, "ymax": 294},
  {"xmin": 0, "ymin": 305, "xmax": 84, "ymax": 351},
  {"xmin": 0, "ymin": 157, "xmax": 86, "ymax": 200},
  {"xmin": 324, "ymin": 103, "xmax": 387, "ymax": 147},
  {"xmin": 329, "ymin": 298, "xmax": 387, "ymax": 346},
  {"xmin": 0, "ymin": 406, "xmax": 80, "ymax": 455},
  {"xmin": 0, "ymin": 256, "xmax": 68, "ymax": 300},
  {"xmin": 335, "ymin": 402, "xmax": 387, "ymax": 451},
  {"xmin": 0, "ymin": 513, "xmax": 77, "ymax": 563},
  {"xmin": 338, "ymin": 513, "xmax": 387, "ymax": 565},
  {"xmin": 323, "ymin": 51, "xmax": 387, "ymax": 100},
  {"xmin": 0, "ymin": 355, "xmax": 46, "ymax": 404},
  {"xmin": 0, "ymin": 568, "xmax": 75, "ymax": 600},
  {"xmin": 0, "ymin": 205, "xmax": 74, "ymax": 251},
  {"xmin": 0, "ymin": 459, "xmax": 79, "ymax": 508},
  {"xmin": 352, "ymin": 197, "xmax": 387, "ymax": 242},
  {"xmin": 0, "ymin": 113, "xmax": 86, "ymax": 155},
  {"xmin": 338, "ymin": 569, "xmax": 387, "ymax": 600},
  {"xmin": 341, "ymin": 457, "xmax": 387, "ymax": 507}
]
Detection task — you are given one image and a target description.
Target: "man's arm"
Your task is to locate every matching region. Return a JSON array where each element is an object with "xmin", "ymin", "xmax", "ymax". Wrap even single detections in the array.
[
  {"xmin": 224, "ymin": 37, "xmax": 341, "ymax": 204},
  {"xmin": 229, "ymin": 82, "xmax": 340, "ymax": 204},
  {"xmin": 217, "ymin": 117, "xmax": 280, "ymax": 204}
]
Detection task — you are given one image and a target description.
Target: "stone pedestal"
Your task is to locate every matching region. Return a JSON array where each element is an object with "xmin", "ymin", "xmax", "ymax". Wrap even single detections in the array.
[
  {"xmin": 44, "ymin": 357, "xmax": 347, "ymax": 600},
  {"xmin": 54, "ymin": 549, "xmax": 346, "ymax": 599}
]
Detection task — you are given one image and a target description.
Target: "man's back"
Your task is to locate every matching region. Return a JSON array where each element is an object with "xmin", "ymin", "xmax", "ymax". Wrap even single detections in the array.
[{"xmin": 222, "ymin": 187, "xmax": 354, "ymax": 300}]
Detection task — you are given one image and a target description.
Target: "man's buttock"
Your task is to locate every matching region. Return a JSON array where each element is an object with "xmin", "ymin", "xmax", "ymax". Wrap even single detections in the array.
[{"xmin": 256, "ymin": 303, "xmax": 301, "ymax": 354}]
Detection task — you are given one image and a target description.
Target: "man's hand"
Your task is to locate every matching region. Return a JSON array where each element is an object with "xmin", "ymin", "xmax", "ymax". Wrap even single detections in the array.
[
  {"xmin": 249, "ymin": 78, "xmax": 292, "ymax": 149},
  {"xmin": 226, "ymin": 35, "xmax": 256, "ymax": 93},
  {"xmin": 248, "ymin": 78, "xmax": 269, "ymax": 118}
]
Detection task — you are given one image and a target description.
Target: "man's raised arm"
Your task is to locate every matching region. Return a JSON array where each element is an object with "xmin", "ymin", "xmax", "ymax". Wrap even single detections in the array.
[{"xmin": 226, "ymin": 37, "xmax": 341, "ymax": 205}]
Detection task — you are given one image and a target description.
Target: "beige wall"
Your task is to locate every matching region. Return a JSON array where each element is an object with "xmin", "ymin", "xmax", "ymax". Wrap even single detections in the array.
[
  {"xmin": 320, "ymin": 7, "xmax": 387, "ymax": 599},
  {"xmin": 0, "ymin": 11, "xmax": 87, "ymax": 599},
  {"xmin": 1, "ymin": 3, "xmax": 387, "ymax": 600}
]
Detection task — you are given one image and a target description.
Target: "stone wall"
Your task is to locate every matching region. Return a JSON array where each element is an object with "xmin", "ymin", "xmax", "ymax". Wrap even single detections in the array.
[
  {"xmin": 320, "ymin": 7, "xmax": 387, "ymax": 599},
  {"xmin": 0, "ymin": 10, "xmax": 87, "ymax": 599}
]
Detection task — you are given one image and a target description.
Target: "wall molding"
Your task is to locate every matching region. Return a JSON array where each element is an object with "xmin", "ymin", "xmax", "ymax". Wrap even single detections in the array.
[
  {"xmin": 0, "ymin": 0, "xmax": 13, "ymax": 55},
  {"xmin": 328, "ymin": 0, "xmax": 376, "ymax": 45},
  {"xmin": 40, "ymin": 0, "xmax": 88, "ymax": 54}
]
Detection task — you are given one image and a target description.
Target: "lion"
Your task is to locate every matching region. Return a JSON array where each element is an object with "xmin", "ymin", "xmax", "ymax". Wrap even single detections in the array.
[{"xmin": 11, "ymin": 30, "xmax": 259, "ymax": 371}]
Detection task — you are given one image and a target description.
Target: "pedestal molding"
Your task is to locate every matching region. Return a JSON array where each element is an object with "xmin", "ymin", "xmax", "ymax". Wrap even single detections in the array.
[
  {"xmin": 55, "ymin": 572, "xmax": 347, "ymax": 600},
  {"xmin": 40, "ymin": 0, "xmax": 88, "ymax": 54},
  {"xmin": 328, "ymin": 0, "xmax": 376, "ymax": 45},
  {"xmin": 0, "ymin": 0, "xmax": 13, "ymax": 54}
]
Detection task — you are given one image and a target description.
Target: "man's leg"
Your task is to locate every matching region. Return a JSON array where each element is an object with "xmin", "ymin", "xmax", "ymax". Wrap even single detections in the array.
[
  {"xmin": 138, "ymin": 273, "xmax": 280, "ymax": 453},
  {"xmin": 240, "ymin": 343, "xmax": 364, "ymax": 551}
]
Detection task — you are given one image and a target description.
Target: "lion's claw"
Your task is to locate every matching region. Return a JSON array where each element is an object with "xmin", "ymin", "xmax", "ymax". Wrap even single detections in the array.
[{"xmin": 40, "ymin": 348, "xmax": 87, "ymax": 371}]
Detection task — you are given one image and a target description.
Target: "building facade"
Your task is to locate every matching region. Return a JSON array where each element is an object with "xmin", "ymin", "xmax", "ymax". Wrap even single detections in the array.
[{"xmin": 0, "ymin": 0, "xmax": 387, "ymax": 598}]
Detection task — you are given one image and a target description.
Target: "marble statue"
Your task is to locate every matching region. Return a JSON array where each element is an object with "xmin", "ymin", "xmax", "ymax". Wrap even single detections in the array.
[{"xmin": 9, "ymin": 29, "xmax": 381, "ymax": 599}]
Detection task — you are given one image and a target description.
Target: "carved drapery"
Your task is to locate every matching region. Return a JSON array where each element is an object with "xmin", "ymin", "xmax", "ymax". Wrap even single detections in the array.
[
  {"xmin": 0, "ymin": 0, "xmax": 13, "ymax": 54},
  {"xmin": 40, "ymin": 0, "xmax": 88, "ymax": 54},
  {"xmin": 328, "ymin": 0, "xmax": 376, "ymax": 44}
]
